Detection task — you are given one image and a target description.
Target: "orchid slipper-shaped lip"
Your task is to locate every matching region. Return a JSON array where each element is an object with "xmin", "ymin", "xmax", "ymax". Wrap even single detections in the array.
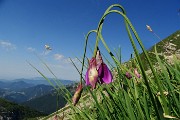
[
  {"xmin": 85, "ymin": 49, "xmax": 113, "ymax": 89},
  {"xmin": 72, "ymin": 83, "xmax": 83, "ymax": 106}
]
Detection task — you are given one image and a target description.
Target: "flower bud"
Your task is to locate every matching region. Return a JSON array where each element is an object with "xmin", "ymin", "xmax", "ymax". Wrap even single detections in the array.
[{"xmin": 72, "ymin": 83, "xmax": 83, "ymax": 106}]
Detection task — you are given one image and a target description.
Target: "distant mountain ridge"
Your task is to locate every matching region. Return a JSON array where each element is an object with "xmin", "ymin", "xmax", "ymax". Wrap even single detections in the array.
[
  {"xmin": 0, "ymin": 77, "xmax": 77, "ymax": 115},
  {"xmin": 0, "ymin": 98, "xmax": 46, "ymax": 119},
  {"xmin": 6, "ymin": 77, "xmax": 76, "ymax": 86},
  {"xmin": 22, "ymin": 85, "xmax": 76, "ymax": 114},
  {"xmin": 0, "ymin": 77, "xmax": 76, "ymax": 89},
  {"xmin": 0, "ymin": 77, "xmax": 76, "ymax": 103},
  {"xmin": 1, "ymin": 84, "xmax": 54, "ymax": 103}
]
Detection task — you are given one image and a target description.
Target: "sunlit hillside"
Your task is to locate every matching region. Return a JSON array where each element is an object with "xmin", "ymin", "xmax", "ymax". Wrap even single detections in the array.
[{"xmin": 41, "ymin": 29, "xmax": 180, "ymax": 120}]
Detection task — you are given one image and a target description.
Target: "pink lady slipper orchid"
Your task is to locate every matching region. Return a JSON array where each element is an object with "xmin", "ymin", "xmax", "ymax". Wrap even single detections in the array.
[
  {"xmin": 72, "ymin": 83, "xmax": 83, "ymax": 106},
  {"xmin": 85, "ymin": 49, "xmax": 113, "ymax": 89},
  {"xmin": 134, "ymin": 68, "xmax": 141, "ymax": 78}
]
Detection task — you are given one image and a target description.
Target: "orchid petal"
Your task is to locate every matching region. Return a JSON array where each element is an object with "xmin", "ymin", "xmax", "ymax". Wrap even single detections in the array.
[
  {"xmin": 100, "ymin": 64, "xmax": 113, "ymax": 84},
  {"xmin": 85, "ymin": 57, "xmax": 98, "ymax": 89},
  {"xmin": 98, "ymin": 63, "xmax": 103, "ymax": 78},
  {"xmin": 85, "ymin": 49, "xmax": 113, "ymax": 89},
  {"xmin": 85, "ymin": 69, "xmax": 90, "ymax": 85},
  {"xmin": 88, "ymin": 66, "xmax": 98, "ymax": 89},
  {"xmin": 96, "ymin": 50, "xmax": 103, "ymax": 70}
]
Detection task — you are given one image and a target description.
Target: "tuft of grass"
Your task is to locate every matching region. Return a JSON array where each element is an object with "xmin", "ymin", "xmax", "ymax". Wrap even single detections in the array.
[
  {"xmin": 31, "ymin": 4, "xmax": 180, "ymax": 120},
  {"xmin": 64, "ymin": 4, "xmax": 180, "ymax": 120}
]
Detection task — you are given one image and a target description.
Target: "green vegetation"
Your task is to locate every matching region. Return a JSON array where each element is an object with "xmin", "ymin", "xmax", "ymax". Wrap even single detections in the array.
[
  {"xmin": 139, "ymin": 30, "xmax": 180, "ymax": 70},
  {"xmin": 0, "ymin": 98, "xmax": 46, "ymax": 120},
  {"xmin": 22, "ymin": 85, "xmax": 75, "ymax": 114},
  {"xmin": 35, "ymin": 4, "xmax": 180, "ymax": 120}
]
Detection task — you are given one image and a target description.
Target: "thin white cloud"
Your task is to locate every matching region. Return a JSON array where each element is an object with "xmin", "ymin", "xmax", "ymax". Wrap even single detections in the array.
[
  {"xmin": 53, "ymin": 53, "xmax": 80, "ymax": 65},
  {"xmin": 27, "ymin": 47, "xmax": 36, "ymax": 52},
  {"xmin": 0, "ymin": 40, "xmax": 16, "ymax": 51},
  {"xmin": 65, "ymin": 57, "xmax": 79, "ymax": 64},
  {"xmin": 54, "ymin": 53, "xmax": 64, "ymax": 60}
]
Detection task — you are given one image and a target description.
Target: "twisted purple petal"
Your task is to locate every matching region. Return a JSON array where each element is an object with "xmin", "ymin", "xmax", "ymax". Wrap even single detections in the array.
[
  {"xmin": 88, "ymin": 67, "xmax": 98, "ymax": 89},
  {"xmin": 85, "ymin": 69, "xmax": 90, "ymax": 85},
  {"xmin": 85, "ymin": 57, "xmax": 98, "ymax": 89},
  {"xmin": 85, "ymin": 49, "xmax": 113, "ymax": 89},
  {"xmin": 96, "ymin": 50, "xmax": 103, "ymax": 70},
  {"xmin": 99, "ymin": 64, "xmax": 113, "ymax": 84}
]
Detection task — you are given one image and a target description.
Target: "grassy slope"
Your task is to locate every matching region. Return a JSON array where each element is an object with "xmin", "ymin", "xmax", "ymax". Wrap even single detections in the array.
[
  {"xmin": 42, "ymin": 30, "xmax": 180, "ymax": 120},
  {"xmin": 140, "ymin": 30, "xmax": 180, "ymax": 70}
]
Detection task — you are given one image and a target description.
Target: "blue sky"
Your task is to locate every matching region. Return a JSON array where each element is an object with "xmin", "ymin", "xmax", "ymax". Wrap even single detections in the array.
[{"xmin": 0, "ymin": 0, "xmax": 179, "ymax": 80}]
